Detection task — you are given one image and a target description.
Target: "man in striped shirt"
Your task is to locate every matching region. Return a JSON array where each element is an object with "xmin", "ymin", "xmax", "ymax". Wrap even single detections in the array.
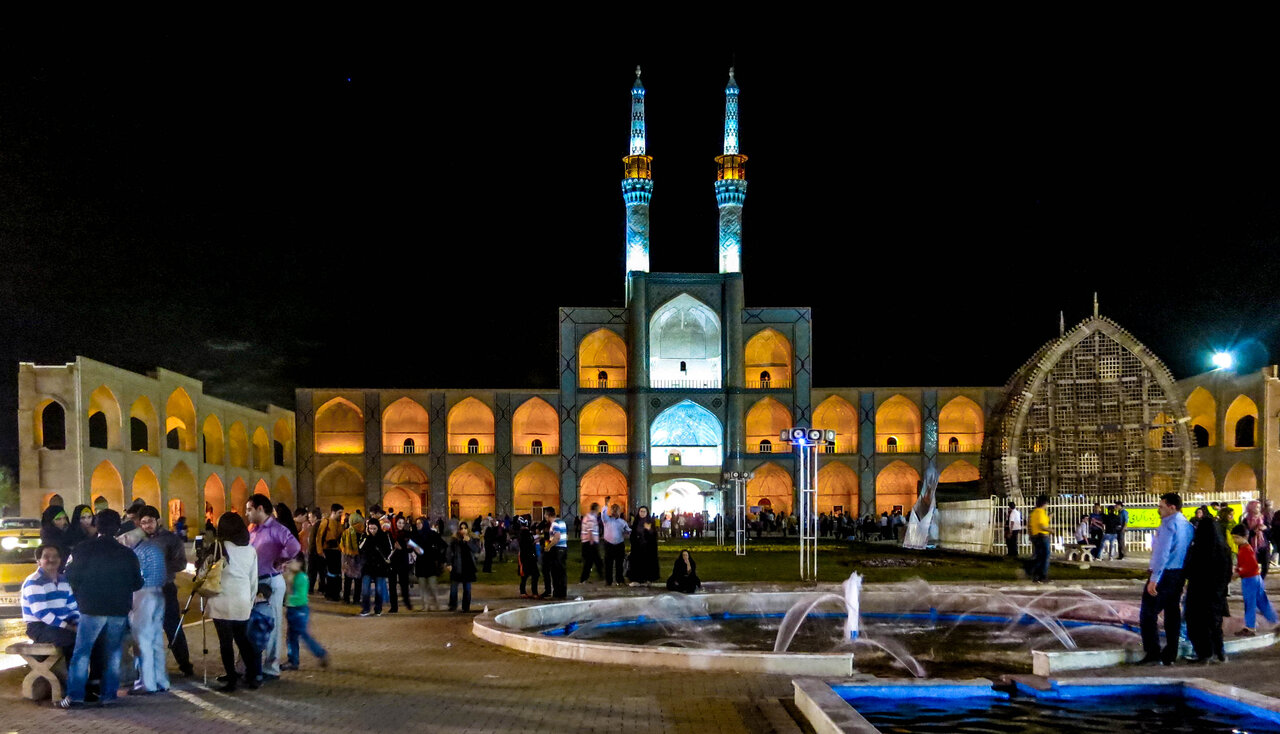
[{"xmin": 21, "ymin": 544, "xmax": 80, "ymax": 659}]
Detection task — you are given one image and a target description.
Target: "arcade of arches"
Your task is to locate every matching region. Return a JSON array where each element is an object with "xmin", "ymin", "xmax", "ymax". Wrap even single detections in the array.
[
  {"xmin": 746, "ymin": 397, "xmax": 790, "ymax": 454},
  {"xmin": 578, "ymin": 328, "xmax": 627, "ymax": 386},
  {"xmin": 813, "ymin": 396, "xmax": 856, "ymax": 453},
  {"xmin": 513, "ymin": 397, "xmax": 559, "ymax": 455},
  {"xmin": 448, "ymin": 462, "xmax": 496, "ymax": 520},
  {"xmin": 383, "ymin": 398, "xmax": 430, "ymax": 455},
  {"xmin": 448, "ymin": 397, "xmax": 495, "ymax": 454},
  {"xmin": 744, "ymin": 328, "xmax": 791, "ymax": 387},
  {"xmin": 315, "ymin": 398, "xmax": 365, "ymax": 454},
  {"xmin": 876, "ymin": 395, "xmax": 920, "ymax": 453},
  {"xmin": 513, "ymin": 462, "xmax": 559, "ymax": 517},
  {"xmin": 876, "ymin": 460, "xmax": 919, "ymax": 515},
  {"xmin": 580, "ymin": 463, "xmax": 627, "ymax": 517},
  {"xmin": 579, "ymin": 397, "xmax": 627, "ymax": 452}
]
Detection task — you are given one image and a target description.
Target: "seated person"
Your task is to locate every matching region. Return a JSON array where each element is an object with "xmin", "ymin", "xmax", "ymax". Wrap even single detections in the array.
[
  {"xmin": 665, "ymin": 549, "xmax": 701, "ymax": 594},
  {"xmin": 21, "ymin": 544, "xmax": 80, "ymax": 659}
]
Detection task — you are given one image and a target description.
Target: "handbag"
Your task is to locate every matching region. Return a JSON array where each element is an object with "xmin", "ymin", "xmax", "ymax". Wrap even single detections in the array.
[
  {"xmin": 195, "ymin": 542, "xmax": 224, "ymax": 598},
  {"xmin": 342, "ymin": 554, "xmax": 364, "ymax": 579}
]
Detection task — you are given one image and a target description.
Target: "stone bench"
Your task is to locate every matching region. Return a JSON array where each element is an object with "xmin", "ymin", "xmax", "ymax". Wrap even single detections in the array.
[
  {"xmin": 1063, "ymin": 543, "xmax": 1096, "ymax": 564},
  {"xmin": 5, "ymin": 642, "xmax": 66, "ymax": 702}
]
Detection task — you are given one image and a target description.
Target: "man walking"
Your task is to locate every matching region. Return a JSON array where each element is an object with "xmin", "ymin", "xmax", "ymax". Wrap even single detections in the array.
[
  {"xmin": 137, "ymin": 505, "xmax": 194, "ymax": 677},
  {"xmin": 543, "ymin": 507, "xmax": 568, "ymax": 599},
  {"xmin": 1005, "ymin": 501, "xmax": 1023, "ymax": 558},
  {"xmin": 601, "ymin": 503, "xmax": 631, "ymax": 587},
  {"xmin": 60, "ymin": 510, "xmax": 142, "ymax": 709},
  {"xmin": 1138, "ymin": 492, "xmax": 1193, "ymax": 665},
  {"xmin": 579, "ymin": 502, "xmax": 604, "ymax": 583},
  {"xmin": 246, "ymin": 494, "xmax": 301, "ymax": 680},
  {"xmin": 1115, "ymin": 501, "xmax": 1129, "ymax": 560},
  {"xmin": 1025, "ymin": 495, "xmax": 1051, "ymax": 583}
]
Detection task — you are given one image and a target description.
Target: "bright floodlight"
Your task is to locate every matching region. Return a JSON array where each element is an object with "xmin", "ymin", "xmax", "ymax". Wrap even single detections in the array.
[{"xmin": 1212, "ymin": 352, "xmax": 1234, "ymax": 370}]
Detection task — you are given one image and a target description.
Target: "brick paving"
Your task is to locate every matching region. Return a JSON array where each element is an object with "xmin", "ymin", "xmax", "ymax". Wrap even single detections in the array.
[{"xmin": 3, "ymin": 573, "xmax": 1279, "ymax": 733}]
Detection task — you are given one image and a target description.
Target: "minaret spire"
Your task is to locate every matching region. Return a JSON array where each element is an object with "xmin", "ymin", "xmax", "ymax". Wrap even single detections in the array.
[
  {"xmin": 622, "ymin": 66, "xmax": 654, "ymax": 281},
  {"xmin": 715, "ymin": 67, "xmax": 747, "ymax": 274}
]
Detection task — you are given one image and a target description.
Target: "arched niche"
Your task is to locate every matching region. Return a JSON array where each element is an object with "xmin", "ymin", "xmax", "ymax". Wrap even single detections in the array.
[
  {"xmin": 813, "ymin": 396, "xmax": 857, "ymax": 453},
  {"xmin": 382, "ymin": 486, "xmax": 421, "ymax": 517},
  {"xmin": 1193, "ymin": 461, "xmax": 1216, "ymax": 492},
  {"xmin": 650, "ymin": 400, "xmax": 721, "ymax": 467},
  {"xmin": 1185, "ymin": 386, "xmax": 1215, "ymax": 447},
  {"xmin": 817, "ymin": 461, "xmax": 858, "ymax": 515},
  {"xmin": 88, "ymin": 385, "xmax": 122, "ymax": 450},
  {"xmin": 90, "ymin": 460, "xmax": 124, "ymax": 511},
  {"xmin": 129, "ymin": 396, "xmax": 158, "ymax": 454},
  {"xmin": 746, "ymin": 397, "xmax": 791, "ymax": 454},
  {"xmin": 167, "ymin": 462, "xmax": 198, "ymax": 529},
  {"xmin": 254, "ymin": 478, "xmax": 270, "ymax": 499},
  {"xmin": 202, "ymin": 415, "xmax": 225, "ymax": 464},
  {"xmin": 383, "ymin": 397, "xmax": 429, "ymax": 455},
  {"xmin": 203, "ymin": 474, "xmax": 226, "ymax": 524},
  {"xmin": 513, "ymin": 397, "xmax": 559, "ymax": 455},
  {"xmin": 1223, "ymin": 462, "xmax": 1258, "ymax": 492},
  {"xmin": 744, "ymin": 328, "xmax": 792, "ymax": 388},
  {"xmin": 578, "ymin": 328, "xmax": 627, "ymax": 387},
  {"xmin": 228, "ymin": 422, "xmax": 249, "ymax": 467},
  {"xmin": 1225, "ymin": 395, "xmax": 1258, "ymax": 450},
  {"xmin": 272, "ymin": 418, "xmax": 294, "ymax": 467},
  {"xmin": 165, "ymin": 387, "xmax": 197, "ymax": 452},
  {"xmin": 383, "ymin": 462, "xmax": 429, "ymax": 513},
  {"xmin": 648, "ymin": 294, "xmax": 722, "ymax": 387},
  {"xmin": 315, "ymin": 397, "xmax": 364, "ymax": 454},
  {"xmin": 229, "ymin": 477, "xmax": 250, "ymax": 515},
  {"xmin": 316, "ymin": 461, "xmax": 365, "ymax": 515},
  {"xmin": 747, "ymin": 462, "xmax": 792, "ymax": 514},
  {"xmin": 447, "ymin": 397, "xmax": 494, "ymax": 454},
  {"xmin": 448, "ymin": 462, "xmax": 495, "ymax": 520},
  {"xmin": 938, "ymin": 396, "xmax": 983, "ymax": 453},
  {"xmin": 580, "ymin": 397, "xmax": 627, "ymax": 454},
  {"xmin": 513, "ymin": 462, "xmax": 559, "ymax": 517},
  {"xmin": 876, "ymin": 460, "xmax": 919, "ymax": 514},
  {"xmin": 273, "ymin": 475, "xmax": 295, "ymax": 507},
  {"xmin": 35, "ymin": 399, "xmax": 67, "ymax": 450},
  {"xmin": 938, "ymin": 459, "xmax": 979, "ymax": 483},
  {"xmin": 252, "ymin": 427, "xmax": 271, "ymax": 471},
  {"xmin": 876, "ymin": 395, "xmax": 921, "ymax": 453},
  {"xmin": 580, "ymin": 463, "xmax": 627, "ymax": 518},
  {"xmin": 130, "ymin": 465, "xmax": 161, "ymax": 508}
]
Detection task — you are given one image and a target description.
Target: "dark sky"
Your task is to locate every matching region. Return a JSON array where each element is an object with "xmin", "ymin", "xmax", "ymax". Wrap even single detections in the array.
[{"xmin": 3, "ymin": 33, "xmax": 1280, "ymax": 473}]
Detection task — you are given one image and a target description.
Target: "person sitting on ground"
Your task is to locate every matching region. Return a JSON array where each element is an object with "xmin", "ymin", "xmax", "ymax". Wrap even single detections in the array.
[
  {"xmin": 21, "ymin": 544, "xmax": 79, "ymax": 660},
  {"xmin": 1233, "ymin": 525, "xmax": 1277, "ymax": 637},
  {"xmin": 666, "ymin": 549, "xmax": 701, "ymax": 594}
]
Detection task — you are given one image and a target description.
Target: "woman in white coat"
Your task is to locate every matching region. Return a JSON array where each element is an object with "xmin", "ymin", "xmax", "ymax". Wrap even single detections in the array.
[{"xmin": 205, "ymin": 512, "xmax": 261, "ymax": 692}]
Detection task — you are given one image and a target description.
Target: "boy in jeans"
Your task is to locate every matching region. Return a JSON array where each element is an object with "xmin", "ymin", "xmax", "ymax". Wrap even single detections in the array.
[
  {"xmin": 1233, "ymin": 525, "xmax": 1277, "ymax": 637},
  {"xmin": 283, "ymin": 555, "xmax": 329, "ymax": 669}
]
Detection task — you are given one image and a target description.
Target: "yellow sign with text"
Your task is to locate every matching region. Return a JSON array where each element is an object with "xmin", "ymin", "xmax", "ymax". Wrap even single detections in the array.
[{"xmin": 1125, "ymin": 503, "xmax": 1244, "ymax": 530}]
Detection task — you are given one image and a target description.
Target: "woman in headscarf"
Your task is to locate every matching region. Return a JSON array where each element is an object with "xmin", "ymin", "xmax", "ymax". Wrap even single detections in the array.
[
  {"xmin": 665, "ymin": 549, "xmax": 701, "ymax": 594},
  {"xmin": 275, "ymin": 503, "xmax": 299, "ymax": 538},
  {"xmin": 63, "ymin": 504, "xmax": 94, "ymax": 549},
  {"xmin": 1244, "ymin": 500, "xmax": 1271, "ymax": 578},
  {"xmin": 626, "ymin": 506, "xmax": 661, "ymax": 586},
  {"xmin": 40, "ymin": 504, "xmax": 70, "ymax": 563},
  {"xmin": 206, "ymin": 512, "xmax": 261, "ymax": 692},
  {"xmin": 1184, "ymin": 505, "xmax": 1231, "ymax": 663}
]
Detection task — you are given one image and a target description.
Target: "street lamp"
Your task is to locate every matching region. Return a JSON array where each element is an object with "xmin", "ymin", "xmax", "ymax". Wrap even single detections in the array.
[
  {"xmin": 782, "ymin": 427, "xmax": 838, "ymax": 582},
  {"xmin": 723, "ymin": 470, "xmax": 754, "ymax": 555},
  {"xmin": 1211, "ymin": 351, "xmax": 1234, "ymax": 370}
]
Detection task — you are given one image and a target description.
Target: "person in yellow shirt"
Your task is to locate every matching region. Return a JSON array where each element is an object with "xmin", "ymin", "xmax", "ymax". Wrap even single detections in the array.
[{"xmin": 1025, "ymin": 495, "xmax": 1052, "ymax": 582}]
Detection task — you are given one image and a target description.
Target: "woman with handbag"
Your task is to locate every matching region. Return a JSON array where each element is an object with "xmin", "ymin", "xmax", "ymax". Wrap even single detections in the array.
[
  {"xmin": 203, "ymin": 512, "xmax": 261, "ymax": 692},
  {"xmin": 388, "ymin": 516, "xmax": 417, "ymax": 613},
  {"xmin": 447, "ymin": 522, "xmax": 478, "ymax": 612},
  {"xmin": 339, "ymin": 513, "xmax": 366, "ymax": 605}
]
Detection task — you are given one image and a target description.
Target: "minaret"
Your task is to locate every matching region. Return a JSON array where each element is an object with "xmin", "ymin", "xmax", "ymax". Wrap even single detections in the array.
[
  {"xmin": 716, "ymin": 67, "xmax": 747, "ymax": 274},
  {"xmin": 623, "ymin": 66, "xmax": 653, "ymax": 278}
]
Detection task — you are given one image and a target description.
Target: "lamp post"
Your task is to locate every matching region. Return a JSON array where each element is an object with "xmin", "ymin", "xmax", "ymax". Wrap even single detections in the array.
[
  {"xmin": 723, "ymin": 470, "xmax": 753, "ymax": 555},
  {"xmin": 782, "ymin": 427, "xmax": 837, "ymax": 581}
]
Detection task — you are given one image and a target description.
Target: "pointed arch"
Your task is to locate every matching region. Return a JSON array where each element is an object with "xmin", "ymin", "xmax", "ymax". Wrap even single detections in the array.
[
  {"xmin": 447, "ymin": 397, "xmax": 494, "ymax": 454},
  {"xmin": 272, "ymin": 417, "xmax": 294, "ymax": 467},
  {"xmin": 514, "ymin": 461, "xmax": 559, "ymax": 517},
  {"xmin": 167, "ymin": 462, "xmax": 198, "ymax": 528},
  {"xmin": 165, "ymin": 387, "xmax": 197, "ymax": 451},
  {"xmin": 745, "ymin": 328, "xmax": 792, "ymax": 387},
  {"xmin": 130, "ymin": 465, "xmax": 160, "ymax": 508},
  {"xmin": 381, "ymin": 486, "xmax": 421, "ymax": 517},
  {"xmin": 746, "ymin": 397, "xmax": 791, "ymax": 453},
  {"xmin": 1223, "ymin": 462, "xmax": 1258, "ymax": 492},
  {"xmin": 34, "ymin": 399, "xmax": 67, "ymax": 450},
  {"xmin": 876, "ymin": 395, "xmax": 921, "ymax": 453},
  {"xmin": 382, "ymin": 397, "xmax": 429, "ymax": 454},
  {"xmin": 253, "ymin": 478, "xmax": 270, "ymax": 500},
  {"xmin": 128, "ymin": 396, "xmax": 159, "ymax": 454},
  {"xmin": 938, "ymin": 459, "xmax": 980, "ymax": 483},
  {"xmin": 88, "ymin": 385, "xmax": 122, "ymax": 450},
  {"xmin": 90, "ymin": 460, "xmax": 124, "ymax": 511},
  {"xmin": 1225, "ymin": 395, "xmax": 1259, "ymax": 450},
  {"xmin": 580, "ymin": 463, "xmax": 627, "ymax": 517},
  {"xmin": 252, "ymin": 427, "xmax": 271, "ymax": 471},
  {"xmin": 203, "ymin": 474, "xmax": 226, "ymax": 524},
  {"xmin": 1185, "ymin": 386, "xmax": 1216, "ymax": 447},
  {"xmin": 228, "ymin": 422, "xmax": 249, "ymax": 467},
  {"xmin": 315, "ymin": 397, "xmax": 365, "ymax": 454},
  {"xmin": 813, "ymin": 395, "xmax": 857, "ymax": 453},
  {"xmin": 448, "ymin": 462, "xmax": 495, "ymax": 519},
  {"xmin": 273, "ymin": 475, "xmax": 295, "ymax": 507},
  {"xmin": 202, "ymin": 415, "xmax": 225, "ymax": 464},
  {"xmin": 938, "ymin": 396, "xmax": 983, "ymax": 453},
  {"xmin": 817, "ymin": 461, "xmax": 858, "ymax": 514},
  {"xmin": 1193, "ymin": 461, "xmax": 1216, "ymax": 492},
  {"xmin": 650, "ymin": 399, "xmax": 721, "ymax": 466},
  {"xmin": 315, "ymin": 461, "xmax": 365, "ymax": 514},
  {"xmin": 649, "ymin": 293, "xmax": 722, "ymax": 387},
  {"xmin": 580, "ymin": 397, "xmax": 628, "ymax": 453},
  {"xmin": 578, "ymin": 328, "xmax": 627, "ymax": 387},
  {"xmin": 876, "ymin": 460, "xmax": 920, "ymax": 514},
  {"xmin": 513, "ymin": 397, "xmax": 559, "ymax": 454},
  {"xmin": 746, "ymin": 462, "xmax": 792, "ymax": 515},
  {"xmin": 229, "ymin": 477, "xmax": 250, "ymax": 514}
]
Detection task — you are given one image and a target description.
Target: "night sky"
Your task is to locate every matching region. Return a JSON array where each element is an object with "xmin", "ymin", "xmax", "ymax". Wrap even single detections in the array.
[{"xmin": 3, "ymin": 35, "xmax": 1280, "ymax": 473}]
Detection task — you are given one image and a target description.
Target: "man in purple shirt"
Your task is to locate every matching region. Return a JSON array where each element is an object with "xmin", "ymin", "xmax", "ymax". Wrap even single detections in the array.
[{"xmin": 247, "ymin": 494, "xmax": 300, "ymax": 679}]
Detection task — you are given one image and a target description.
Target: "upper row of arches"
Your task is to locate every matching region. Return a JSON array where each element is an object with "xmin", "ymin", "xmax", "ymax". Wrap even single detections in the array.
[
  {"xmin": 34, "ymin": 386, "xmax": 293, "ymax": 470},
  {"xmin": 578, "ymin": 320, "xmax": 793, "ymax": 389},
  {"xmin": 1185, "ymin": 387, "xmax": 1261, "ymax": 451}
]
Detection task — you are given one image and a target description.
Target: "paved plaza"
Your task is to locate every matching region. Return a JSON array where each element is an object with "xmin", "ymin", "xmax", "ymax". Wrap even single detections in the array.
[{"xmin": 3, "ymin": 574, "xmax": 1280, "ymax": 733}]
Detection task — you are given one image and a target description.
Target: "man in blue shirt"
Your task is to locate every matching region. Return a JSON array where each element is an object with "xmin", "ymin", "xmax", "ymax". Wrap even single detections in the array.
[
  {"xmin": 1138, "ymin": 492, "xmax": 1193, "ymax": 665},
  {"xmin": 1114, "ymin": 501, "xmax": 1130, "ymax": 560},
  {"xmin": 542, "ymin": 507, "xmax": 568, "ymax": 599}
]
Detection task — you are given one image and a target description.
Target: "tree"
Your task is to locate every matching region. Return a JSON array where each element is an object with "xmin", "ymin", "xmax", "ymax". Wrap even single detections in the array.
[{"xmin": 0, "ymin": 465, "xmax": 17, "ymax": 516}]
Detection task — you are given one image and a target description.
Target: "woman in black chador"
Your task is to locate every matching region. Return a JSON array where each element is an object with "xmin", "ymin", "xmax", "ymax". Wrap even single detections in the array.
[
  {"xmin": 516, "ymin": 515, "xmax": 540, "ymax": 598},
  {"xmin": 627, "ymin": 506, "xmax": 661, "ymax": 586},
  {"xmin": 1184, "ymin": 505, "xmax": 1231, "ymax": 663},
  {"xmin": 666, "ymin": 549, "xmax": 701, "ymax": 594}
]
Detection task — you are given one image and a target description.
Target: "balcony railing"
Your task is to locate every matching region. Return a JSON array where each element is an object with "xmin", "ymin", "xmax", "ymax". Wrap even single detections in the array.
[
  {"xmin": 745, "ymin": 378, "xmax": 792, "ymax": 389},
  {"xmin": 649, "ymin": 379, "xmax": 721, "ymax": 389},
  {"xmin": 513, "ymin": 445, "xmax": 559, "ymax": 456},
  {"xmin": 877, "ymin": 441, "xmax": 920, "ymax": 454},
  {"xmin": 943, "ymin": 443, "xmax": 982, "ymax": 453},
  {"xmin": 579, "ymin": 378, "xmax": 628, "ymax": 389},
  {"xmin": 383, "ymin": 444, "xmax": 428, "ymax": 454},
  {"xmin": 448, "ymin": 444, "xmax": 494, "ymax": 454},
  {"xmin": 820, "ymin": 443, "xmax": 855, "ymax": 454},
  {"xmin": 579, "ymin": 443, "xmax": 628, "ymax": 454}
]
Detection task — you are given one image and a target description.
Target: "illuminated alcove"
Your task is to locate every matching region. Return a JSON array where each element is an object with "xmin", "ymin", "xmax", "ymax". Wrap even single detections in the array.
[
  {"xmin": 817, "ymin": 461, "xmax": 858, "ymax": 515},
  {"xmin": 315, "ymin": 398, "xmax": 364, "ymax": 454},
  {"xmin": 744, "ymin": 328, "xmax": 791, "ymax": 387},
  {"xmin": 229, "ymin": 422, "xmax": 249, "ymax": 467},
  {"xmin": 383, "ymin": 398, "xmax": 429, "ymax": 455},
  {"xmin": 129, "ymin": 396, "xmax": 158, "ymax": 454},
  {"xmin": 747, "ymin": 462, "xmax": 792, "ymax": 514},
  {"xmin": 90, "ymin": 460, "xmax": 124, "ymax": 510},
  {"xmin": 746, "ymin": 397, "xmax": 790, "ymax": 454},
  {"xmin": 580, "ymin": 397, "xmax": 627, "ymax": 454},
  {"xmin": 1224, "ymin": 395, "xmax": 1259, "ymax": 450},
  {"xmin": 651, "ymin": 477, "xmax": 717, "ymax": 516},
  {"xmin": 513, "ymin": 397, "xmax": 559, "ymax": 455},
  {"xmin": 168, "ymin": 462, "xmax": 198, "ymax": 527},
  {"xmin": 272, "ymin": 418, "xmax": 294, "ymax": 467},
  {"xmin": 254, "ymin": 478, "xmax": 270, "ymax": 499},
  {"xmin": 1223, "ymin": 462, "xmax": 1258, "ymax": 492},
  {"xmin": 514, "ymin": 461, "xmax": 559, "ymax": 517},
  {"xmin": 35, "ymin": 399, "xmax": 66, "ymax": 450},
  {"xmin": 876, "ymin": 395, "xmax": 921, "ymax": 453},
  {"xmin": 202, "ymin": 415, "xmax": 225, "ymax": 464},
  {"xmin": 88, "ymin": 386, "xmax": 122, "ymax": 450},
  {"xmin": 876, "ymin": 460, "xmax": 919, "ymax": 514},
  {"xmin": 1194, "ymin": 462, "xmax": 1216, "ymax": 492},
  {"xmin": 203, "ymin": 474, "xmax": 226, "ymax": 522},
  {"xmin": 938, "ymin": 459, "xmax": 979, "ymax": 483},
  {"xmin": 382, "ymin": 486, "xmax": 421, "ymax": 517},
  {"xmin": 383, "ymin": 462, "xmax": 428, "ymax": 515},
  {"xmin": 649, "ymin": 294, "xmax": 721, "ymax": 387},
  {"xmin": 131, "ymin": 465, "xmax": 161, "ymax": 508},
  {"xmin": 650, "ymin": 400, "xmax": 721, "ymax": 467},
  {"xmin": 448, "ymin": 462, "xmax": 495, "ymax": 520},
  {"xmin": 315, "ymin": 461, "xmax": 365, "ymax": 515},
  {"xmin": 813, "ymin": 396, "xmax": 857, "ymax": 454},
  {"xmin": 448, "ymin": 397, "xmax": 494, "ymax": 454},
  {"xmin": 579, "ymin": 328, "xmax": 627, "ymax": 387},
  {"xmin": 938, "ymin": 396, "xmax": 983, "ymax": 453},
  {"xmin": 1185, "ymin": 387, "xmax": 1216, "ymax": 447},
  {"xmin": 580, "ymin": 463, "xmax": 627, "ymax": 518},
  {"xmin": 229, "ymin": 477, "xmax": 250, "ymax": 514},
  {"xmin": 252, "ymin": 427, "xmax": 271, "ymax": 471},
  {"xmin": 273, "ymin": 475, "xmax": 294, "ymax": 506},
  {"xmin": 165, "ymin": 388, "xmax": 197, "ymax": 451}
]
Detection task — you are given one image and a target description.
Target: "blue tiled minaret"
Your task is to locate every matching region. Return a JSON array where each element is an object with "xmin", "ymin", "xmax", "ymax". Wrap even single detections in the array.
[
  {"xmin": 716, "ymin": 67, "xmax": 747, "ymax": 274},
  {"xmin": 623, "ymin": 66, "xmax": 653, "ymax": 281}
]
